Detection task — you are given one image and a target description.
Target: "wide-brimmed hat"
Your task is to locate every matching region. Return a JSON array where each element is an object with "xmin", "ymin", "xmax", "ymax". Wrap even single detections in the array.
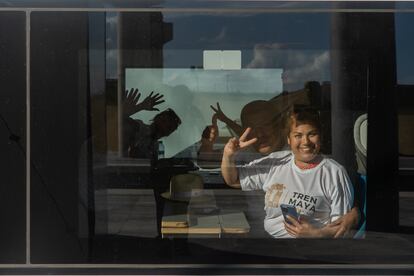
[{"xmin": 161, "ymin": 174, "xmax": 205, "ymax": 202}]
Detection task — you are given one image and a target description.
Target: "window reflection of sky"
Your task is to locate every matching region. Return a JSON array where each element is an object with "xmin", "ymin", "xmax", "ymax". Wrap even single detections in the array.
[
  {"xmin": 109, "ymin": 9, "xmax": 414, "ymax": 157},
  {"xmin": 162, "ymin": 13, "xmax": 331, "ymax": 91},
  {"xmin": 120, "ymin": 12, "xmax": 333, "ymax": 157},
  {"xmin": 106, "ymin": 10, "xmax": 414, "ymax": 85},
  {"xmin": 105, "ymin": 12, "xmax": 118, "ymax": 79},
  {"xmin": 163, "ymin": 13, "xmax": 329, "ymax": 51},
  {"xmin": 395, "ymin": 13, "xmax": 414, "ymax": 84},
  {"xmin": 126, "ymin": 68, "xmax": 283, "ymax": 157},
  {"xmin": 163, "ymin": 69, "xmax": 283, "ymax": 94}
]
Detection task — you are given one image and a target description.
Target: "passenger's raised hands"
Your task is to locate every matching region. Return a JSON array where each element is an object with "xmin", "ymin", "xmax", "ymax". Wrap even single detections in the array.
[
  {"xmin": 210, "ymin": 102, "xmax": 231, "ymax": 123},
  {"xmin": 123, "ymin": 88, "xmax": 165, "ymax": 117},
  {"xmin": 201, "ymin": 114, "xmax": 219, "ymax": 144},
  {"xmin": 198, "ymin": 114, "xmax": 220, "ymax": 161},
  {"xmin": 223, "ymin": 127, "xmax": 257, "ymax": 157},
  {"xmin": 139, "ymin": 91, "xmax": 165, "ymax": 111},
  {"xmin": 210, "ymin": 102, "xmax": 244, "ymax": 137},
  {"xmin": 124, "ymin": 88, "xmax": 141, "ymax": 117}
]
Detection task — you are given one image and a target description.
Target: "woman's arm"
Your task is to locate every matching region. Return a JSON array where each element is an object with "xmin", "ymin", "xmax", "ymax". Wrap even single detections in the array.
[
  {"xmin": 322, "ymin": 165, "xmax": 355, "ymax": 237},
  {"xmin": 221, "ymin": 144, "xmax": 241, "ymax": 188},
  {"xmin": 221, "ymin": 128, "xmax": 257, "ymax": 189},
  {"xmin": 327, "ymin": 206, "xmax": 360, "ymax": 238},
  {"xmin": 284, "ymin": 216, "xmax": 340, "ymax": 238}
]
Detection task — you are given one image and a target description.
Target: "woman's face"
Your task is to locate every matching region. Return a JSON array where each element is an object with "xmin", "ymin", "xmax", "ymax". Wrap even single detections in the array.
[{"xmin": 288, "ymin": 123, "xmax": 321, "ymax": 163}]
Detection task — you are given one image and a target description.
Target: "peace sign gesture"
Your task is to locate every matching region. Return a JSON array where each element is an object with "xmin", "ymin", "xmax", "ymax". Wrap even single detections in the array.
[
  {"xmin": 210, "ymin": 102, "xmax": 230, "ymax": 123},
  {"xmin": 223, "ymin": 127, "xmax": 258, "ymax": 157}
]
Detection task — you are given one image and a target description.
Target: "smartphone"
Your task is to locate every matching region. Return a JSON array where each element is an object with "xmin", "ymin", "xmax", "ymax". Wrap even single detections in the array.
[{"xmin": 280, "ymin": 204, "xmax": 299, "ymax": 224}]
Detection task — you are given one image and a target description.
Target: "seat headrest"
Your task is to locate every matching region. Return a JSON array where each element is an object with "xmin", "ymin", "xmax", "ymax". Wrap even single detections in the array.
[{"xmin": 354, "ymin": 113, "xmax": 367, "ymax": 157}]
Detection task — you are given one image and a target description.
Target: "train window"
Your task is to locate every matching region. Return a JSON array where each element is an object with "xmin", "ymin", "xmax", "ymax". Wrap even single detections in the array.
[{"xmin": 1, "ymin": 1, "xmax": 413, "ymax": 273}]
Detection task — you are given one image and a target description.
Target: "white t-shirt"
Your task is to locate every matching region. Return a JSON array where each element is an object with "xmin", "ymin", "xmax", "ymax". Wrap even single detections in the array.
[
  {"xmin": 234, "ymin": 145, "xmax": 291, "ymax": 165},
  {"xmin": 239, "ymin": 151, "xmax": 354, "ymax": 238}
]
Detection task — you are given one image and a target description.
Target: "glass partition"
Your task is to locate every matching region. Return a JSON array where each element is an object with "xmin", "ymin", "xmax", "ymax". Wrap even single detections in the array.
[
  {"xmin": 1, "ymin": 1, "xmax": 413, "ymax": 272},
  {"xmin": 93, "ymin": 9, "xmax": 366, "ymax": 259}
]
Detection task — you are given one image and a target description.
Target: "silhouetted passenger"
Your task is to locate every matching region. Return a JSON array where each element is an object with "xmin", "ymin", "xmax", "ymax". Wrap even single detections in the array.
[
  {"xmin": 198, "ymin": 100, "xmax": 286, "ymax": 163},
  {"xmin": 123, "ymin": 88, "xmax": 181, "ymax": 159},
  {"xmin": 239, "ymin": 100, "xmax": 287, "ymax": 155}
]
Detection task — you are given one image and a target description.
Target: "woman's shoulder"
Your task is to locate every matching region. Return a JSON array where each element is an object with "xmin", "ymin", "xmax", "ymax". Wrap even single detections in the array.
[
  {"xmin": 266, "ymin": 150, "xmax": 293, "ymax": 165},
  {"xmin": 268, "ymin": 150, "xmax": 292, "ymax": 160},
  {"xmin": 321, "ymin": 157, "xmax": 347, "ymax": 173},
  {"xmin": 243, "ymin": 150, "xmax": 292, "ymax": 167}
]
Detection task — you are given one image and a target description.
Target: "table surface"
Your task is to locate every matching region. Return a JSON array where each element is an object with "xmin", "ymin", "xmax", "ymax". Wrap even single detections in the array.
[{"xmin": 161, "ymin": 190, "xmax": 251, "ymax": 237}]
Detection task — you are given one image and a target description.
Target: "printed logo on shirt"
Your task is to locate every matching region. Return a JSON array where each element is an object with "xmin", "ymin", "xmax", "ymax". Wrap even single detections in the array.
[
  {"xmin": 287, "ymin": 192, "xmax": 318, "ymax": 215},
  {"xmin": 265, "ymin": 183, "xmax": 286, "ymax": 207},
  {"xmin": 265, "ymin": 185, "xmax": 319, "ymax": 216}
]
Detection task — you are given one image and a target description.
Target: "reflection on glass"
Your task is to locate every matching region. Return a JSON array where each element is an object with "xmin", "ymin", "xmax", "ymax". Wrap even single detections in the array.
[
  {"xmin": 89, "ymin": 9, "xmax": 377, "ymax": 265},
  {"xmin": 125, "ymin": 68, "xmax": 283, "ymax": 157}
]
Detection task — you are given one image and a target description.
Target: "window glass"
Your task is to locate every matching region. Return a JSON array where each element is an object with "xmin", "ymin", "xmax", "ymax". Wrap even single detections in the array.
[
  {"xmin": 2, "ymin": 3, "xmax": 414, "ymax": 269},
  {"xmin": 0, "ymin": 11, "xmax": 26, "ymax": 263},
  {"xmin": 93, "ymin": 10, "xmax": 368, "ymax": 262},
  {"xmin": 396, "ymin": 13, "xmax": 414, "ymax": 157}
]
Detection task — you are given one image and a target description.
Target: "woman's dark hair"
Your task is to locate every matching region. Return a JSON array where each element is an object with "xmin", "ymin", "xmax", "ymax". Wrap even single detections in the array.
[{"xmin": 286, "ymin": 105, "xmax": 321, "ymax": 136}]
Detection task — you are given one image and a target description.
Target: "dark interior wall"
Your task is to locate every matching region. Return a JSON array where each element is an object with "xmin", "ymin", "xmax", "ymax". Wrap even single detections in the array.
[
  {"xmin": 30, "ymin": 11, "xmax": 90, "ymax": 262},
  {"xmin": 0, "ymin": 11, "xmax": 26, "ymax": 263},
  {"xmin": 331, "ymin": 11, "xmax": 398, "ymax": 232},
  {"xmin": 365, "ymin": 12, "xmax": 399, "ymax": 232}
]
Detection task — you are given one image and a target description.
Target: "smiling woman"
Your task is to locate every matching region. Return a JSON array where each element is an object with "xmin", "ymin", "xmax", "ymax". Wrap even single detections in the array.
[
  {"xmin": 286, "ymin": 108, "xmax": 322, "ymax": 168},
  {"xmin": 221, "ymin": 106, "xmax": 354, "ymax": 238}
]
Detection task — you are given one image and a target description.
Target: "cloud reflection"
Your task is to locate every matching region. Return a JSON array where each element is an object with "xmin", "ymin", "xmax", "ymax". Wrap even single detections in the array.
[{"xmin": 247, "ymin": 43, "xmax": 330, "ymax": 90}]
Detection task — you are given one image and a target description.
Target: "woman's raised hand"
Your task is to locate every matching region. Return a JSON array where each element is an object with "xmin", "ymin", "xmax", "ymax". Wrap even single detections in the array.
[{"xmin": 223, "ymin": 127, "xmax": 257, "ymax": 157}]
